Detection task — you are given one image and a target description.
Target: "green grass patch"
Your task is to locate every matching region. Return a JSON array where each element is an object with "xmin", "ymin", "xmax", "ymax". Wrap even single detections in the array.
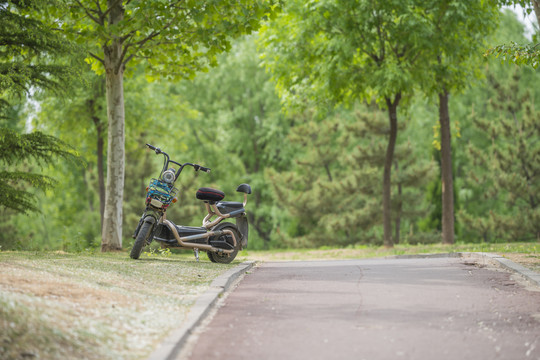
[{"xmin": 0, "ymin": 251, "xmax": 239, "ymax": 360}]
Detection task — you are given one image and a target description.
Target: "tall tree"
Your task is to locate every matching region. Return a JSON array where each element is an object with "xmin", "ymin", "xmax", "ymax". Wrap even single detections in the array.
[
  {"xmin": 421, "ymin": 1, "xmax": 498, "ymax": 244},
  {"xmin": 57, "ymin": 0, "xmax": 280, "ymax": 251},
  {"xmin": 260, "ymin": 0, "xmax": 432, "ymax": 246}
]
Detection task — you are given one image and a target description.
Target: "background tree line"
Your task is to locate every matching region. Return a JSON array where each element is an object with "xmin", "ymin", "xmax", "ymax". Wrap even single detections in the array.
[{"xmin": 0, "ymin": 1, "xmax": 538, "ymax": 251}]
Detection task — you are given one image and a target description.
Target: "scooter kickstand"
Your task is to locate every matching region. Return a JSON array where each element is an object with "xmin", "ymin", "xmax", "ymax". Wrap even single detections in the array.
[{"xmin": 194, "ymin": 248, "xmax": 200, "ymax": 262}]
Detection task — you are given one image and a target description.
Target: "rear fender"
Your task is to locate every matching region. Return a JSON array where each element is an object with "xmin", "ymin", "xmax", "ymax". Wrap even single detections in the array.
[{"xmin": 236, "ymin": 215, "xmax": 249, "ymax": 248}]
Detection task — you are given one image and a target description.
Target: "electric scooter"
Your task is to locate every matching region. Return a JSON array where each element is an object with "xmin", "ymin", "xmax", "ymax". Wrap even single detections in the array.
[{"xmin": 130, "ymin": 144, "xmax": 251, "ymax": 263}]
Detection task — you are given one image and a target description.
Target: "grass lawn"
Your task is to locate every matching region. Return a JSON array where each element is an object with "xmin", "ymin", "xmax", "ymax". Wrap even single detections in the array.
[
  {"xmin": 0, "ymin": 251, "xmax": 237, "ymax": 360},
  {"xmin": 0, "ymin": 242, "xmax": 538, "ymax": 359}
]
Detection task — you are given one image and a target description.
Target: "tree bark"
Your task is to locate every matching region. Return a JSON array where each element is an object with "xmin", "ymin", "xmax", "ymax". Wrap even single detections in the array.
[
  {"xmin": 439, "ymin": 90, "xmax": 455, "ymax": 244},
  {"xmin": 101, "ymin": 2, "xmax": 125, "ymax": 251},
  {"xmin": 95, "ymin": 118, "xmax": 105, "ymax": 229},
  {"xmin": 394, "ymin": 160, "xmax": 402, "ymax": 245},
  {"xmin": 532, "ymin": 1, "xmax": 540, "ymax": 30},
  {"xmin": 383, "ymin": 94, "xmax": 401, "ymax": 248},
  {"xmin": 88, "ymin": 79, "xmax": 106, "ymax": 230}
]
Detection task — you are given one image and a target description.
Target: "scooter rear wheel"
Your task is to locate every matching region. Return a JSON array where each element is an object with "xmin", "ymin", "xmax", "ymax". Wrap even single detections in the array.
[
  {"xmin": 207, "ymin": 226, "xmax": 240, "ymax": 264},
  {"xmin": 130, "ymin": 221, "xmax": 153, "ymax": 259}
]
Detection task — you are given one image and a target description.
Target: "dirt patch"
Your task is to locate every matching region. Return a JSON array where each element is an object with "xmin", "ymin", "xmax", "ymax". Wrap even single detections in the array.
[{"xmin": 0, "ymin": 264, "xmax": 132, "ymax": 305}]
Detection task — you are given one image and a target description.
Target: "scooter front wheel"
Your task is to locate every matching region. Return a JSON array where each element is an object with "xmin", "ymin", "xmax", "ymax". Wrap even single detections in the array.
[
  {"xmin": 207, "ymin": 226, "xmax": 240, "ymax": 264},
  {"xmin": 130, "ymin": 221, "xmax": 153, "ymax": 259}
]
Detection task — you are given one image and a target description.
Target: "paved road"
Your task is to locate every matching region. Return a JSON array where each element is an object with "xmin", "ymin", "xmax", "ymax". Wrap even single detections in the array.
[{"xmin": 181, "ymin": 258, "xmax": 540, "ymax": 360}]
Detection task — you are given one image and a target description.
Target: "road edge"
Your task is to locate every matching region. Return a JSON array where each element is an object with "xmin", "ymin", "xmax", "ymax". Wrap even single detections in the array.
[
  {"xmin": 461, "ymin": 252, "xmax": 540, "ymax": 288},
  {"xmin": 147, "ymin": 260, "xmax": 256, "ymax": 360},
  {"xmin": 392, "ymin": 252, "xmax": 540, "ymax": 288}
]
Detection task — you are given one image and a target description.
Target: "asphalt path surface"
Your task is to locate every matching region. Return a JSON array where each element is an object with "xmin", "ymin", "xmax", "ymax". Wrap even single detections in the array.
[{"xmin": 181, "ymin": 258, "xmax": 540, "ymax": 360}]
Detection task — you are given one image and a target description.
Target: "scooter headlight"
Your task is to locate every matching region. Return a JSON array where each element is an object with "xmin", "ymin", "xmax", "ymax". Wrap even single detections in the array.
[{"xmin": 162, "ymin": 169, "xmax": 176, "ymax": 184}]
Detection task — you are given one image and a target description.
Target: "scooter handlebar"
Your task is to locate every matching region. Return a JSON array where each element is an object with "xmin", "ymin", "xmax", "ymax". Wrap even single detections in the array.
[
  {"xmin": 194, "ymin": 164, "xmax": 211, "ymax": 173},
  {"xmin": 146, "ymin": 144, "xmax": 162, "ymax": 154}
]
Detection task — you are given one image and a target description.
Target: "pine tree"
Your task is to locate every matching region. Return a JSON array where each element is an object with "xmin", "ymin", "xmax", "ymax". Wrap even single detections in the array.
[
  {"xmin": 0, "ymin": 1, "xmax": 79, "ymax": 215},
  {"xmin": 0, "ymin": 129, "xmax": 76, "ymax": 214},
  {"xmin": 461, "ymin": 72, "xmax": 540, "ymax": 241},
  {"xmin": 268, "ymin": 104, "xmax": 436, "ymax": 247}
]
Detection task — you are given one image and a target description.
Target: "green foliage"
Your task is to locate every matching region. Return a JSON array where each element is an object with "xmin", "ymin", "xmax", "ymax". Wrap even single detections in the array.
[
  {"xmin": 0, "ymin": 0, "xmax": 82, "ymax": 228},
  {"xmin": 460, "ymin": 71, "xmax": 540, "ymax": 241},
  {"xmin": 3, "ymin": 3, "xmax": 538, "ymax": 252},
  {"xmin": 486, "ymin": 40, "xmax": 540, "ymax": 68},
  {"xmin": 170, "ymin": 35, "xmax": 291, "ymax": 248},
  {"xmin": 267, "ymin": 104, "xmax": 436, "ymax": 247},
  {"xmin": 58, "ymin": 0, "xmax": 281, "ymax": 79},
  {"xmin": 485, "ymin": 2, "xmax": 540, "ymax": 68},
  {"xmin": 419, "ymin": 0, "xmax": 498, "ymax": 95},
  {"xmin": 0, "ymin": 128, "xmax": 79, "ymax": 214},
  {"xmin": 52, "ymin": 0, "xmax": 283, "ymax": 250},
  {"xmin": 259, "ymin": 0, "xmax": 432, "ymax": 108},
  {"xmin": 0, "ymin": 0, "xmax": 82, "ymax": 115}
]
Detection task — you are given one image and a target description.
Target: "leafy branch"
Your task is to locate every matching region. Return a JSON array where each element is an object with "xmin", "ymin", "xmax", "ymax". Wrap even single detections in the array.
[{"xmin": 485, "ymin": 41, "xmax": 540, "ymax": 68}]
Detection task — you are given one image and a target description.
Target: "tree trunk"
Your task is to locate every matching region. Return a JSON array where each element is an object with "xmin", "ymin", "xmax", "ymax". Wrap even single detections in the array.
[
  {"xmin": 439, "ymin": 90, "xmax": 455, "ymax": 244},
  {"xmin": 394, "ymin": 160, "xmax": 402, "ymax": 245},
  {"xmin": 532, "ymin": 1, "xmax": 540, "ymax": 29},
  {"xmin": 89, "ymin": 79, "xmax": 106, "ymax": 230},
  {"xmin": 101, "ymin": 66, "xmax": 125, "ymax": 251},
  {"xmin": 383, "ymin": 94, "xmax": 401, "ymax": 248},
  {"xmin": 101, "ymin": 3, "xmax": 125, "ymax": 251},
  {"xmin": 96, "ymin": 119, "xmax": 105, "ymax": 229}
]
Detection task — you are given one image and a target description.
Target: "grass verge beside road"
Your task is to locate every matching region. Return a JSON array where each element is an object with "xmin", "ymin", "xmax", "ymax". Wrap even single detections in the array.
[{"xmin": 0, "ymin": 251, "xmax": 237, "ymax": 360}]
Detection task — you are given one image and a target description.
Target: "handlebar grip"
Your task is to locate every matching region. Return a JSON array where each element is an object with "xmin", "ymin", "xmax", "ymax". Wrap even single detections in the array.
[
  {"xmin": 194, "ymin": 164, "xmax": 211, "ymax": 173},
  {"xmin": 146, "ymin": 144, "xmax": 161, "ymax": 154}
]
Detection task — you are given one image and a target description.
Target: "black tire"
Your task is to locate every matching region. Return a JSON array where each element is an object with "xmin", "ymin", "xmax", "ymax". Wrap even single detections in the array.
[
  {"xmin": 207, "ymin": 226, "xmax": 240, "ymax": 264},
  {"xmin": 130, "ymin": 221, "xmax": 153, "ymax": 259}
]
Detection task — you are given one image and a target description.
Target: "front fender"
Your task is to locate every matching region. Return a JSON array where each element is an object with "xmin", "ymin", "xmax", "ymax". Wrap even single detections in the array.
[
  {"xmin": 143, "ymin": 215, "xmax": 157, "ymax": 224},
  {"xmin": 132, "ymin": 210, "xmax": 160, "ymax": 239}
]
